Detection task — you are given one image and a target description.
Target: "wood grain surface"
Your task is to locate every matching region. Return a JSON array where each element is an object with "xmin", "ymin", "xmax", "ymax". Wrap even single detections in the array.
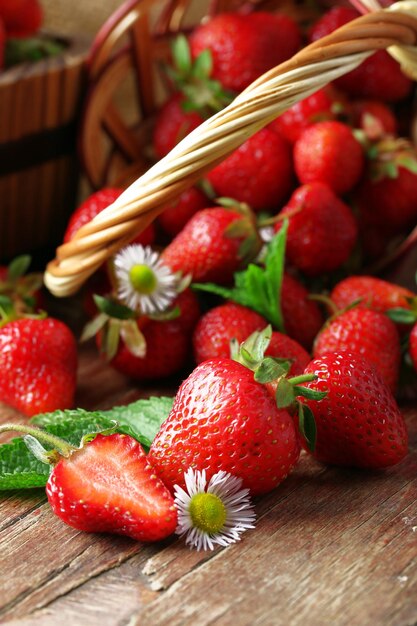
[{"xmin": 0, "ymin": 344, "xmax": 416, "ymax": 626}]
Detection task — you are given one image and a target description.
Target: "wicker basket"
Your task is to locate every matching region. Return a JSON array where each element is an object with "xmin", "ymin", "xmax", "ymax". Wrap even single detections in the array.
[
  {"xmin": 44, "ymin": 0, "xmax": 417, "ymax": 296},
  {"xmin": 0, "ymin": 33, "xmax": 90, "ymax": 262}
]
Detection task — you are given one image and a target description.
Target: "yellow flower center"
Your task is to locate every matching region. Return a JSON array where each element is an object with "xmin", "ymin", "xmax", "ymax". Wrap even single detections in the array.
[
  {"xmin": 129, "ymin": 264, "xmax": 157, "ymax": 295},
  {"xmin": 189, "ymin": 492, "xmax": 227, "ymax": 534}
]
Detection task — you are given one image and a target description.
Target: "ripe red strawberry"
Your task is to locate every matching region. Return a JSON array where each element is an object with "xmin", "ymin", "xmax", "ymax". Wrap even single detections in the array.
[
  {"xmin": 148, "ymin": 357, "xmax": 300, "ymax": 495},
  {"xmin": 0, "ymin": 317, "xmax": 77, "ymax": 416},
  {"xmin": 158, "ymin": 186, "xmax": 208, "ymax": 238},
  {"xmin": 297, "ymin": 352, "xmax": 408, "ymax": 468},
  {"xmin": 294, "ymin": 121, "xmax": 364, "ymax": 194},
  {"xmin": 330, "ymin": 275, "xmax": 417, "ymax": 316},
  {"xmin": 161, "ymin": 205, "xmax": 262, "ymax": 284},
  {"xmin": 46, "ymin": 433, "xmax": 177, "ymax": 542},
  {"xmin": 153, "ymin": 93, "xmax": 204, "ymax": 159},
  {"xmin": 355, "ymin": 139, "xmax": 417, "ymax": 234},
  {"xmin": 64, "ymin": 188, "xmax": 155, "ymax": 247},
  {"xmin": 269, "ymin": 87, "xmax": 343, "ymax": 145},
  {"xmin": 0, "ymin": 0, "xmax": 42, "ymax": 37},
  {"xmin": 104, "ymin": 289, "xmax": 200, "ymax": 381},
  {"xmin": 275, "ymin": 182, "xmax": 357, "ymax": 276},
  {"xmin": 313, "ymin": 308, "xmax": 401, "ymax": 393},
  {"xmin": 410, "ymin": 323, "xmax": 417, "ymax": 373},
  {"xmin": 266, "ymin": 332, "xmax": 311, "ymax": 377},
  {"xmin": 193, "ymin": 302, "xmax": 267, "ymax": 364},
  {"xmin": 309, "ymin": 6, "xmax": 412, "ymax": 102},
  {"xmin": 207, "ymin": 127, "xmax": 294, "ymax": 211},
  {"xmin": 350, "ymin": 100, "xmax": 397, "ymax": 138},
  {"xmin": 281, "ymin": 273, "xmax": 324, "ymax": 350},
  {"xmin": 189, "ymin": 11, "xmax": 300, "ymax": 93}
]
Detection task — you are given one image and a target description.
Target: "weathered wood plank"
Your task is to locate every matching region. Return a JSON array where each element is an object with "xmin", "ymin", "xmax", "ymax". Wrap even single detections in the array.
[{"xmin": 1, "ymin": 339, "xmax": 416, "ymax": 626}]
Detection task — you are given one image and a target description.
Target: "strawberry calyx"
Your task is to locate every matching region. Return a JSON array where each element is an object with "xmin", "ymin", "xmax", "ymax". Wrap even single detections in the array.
[
  {"xmin": 165, "ymin": 34, "xmax": 234, "ymax": 116},
  {"xmin": 220, "ymin": 197, "xmax": 263, "ymax": 265},
  {"xmin": 232, "ymin": 326, "xmax": 325, "ymax": 451},
  {"xmin": 0, "ymin": 255, "xmax": 43, "ymax": 314},
  {"xmin": 81, "ymin": 295, "xmax": 147, "ymax": 361},
  {"xmin": 363, "ymin": 136, "xmax": 417, "ymax": 182}
]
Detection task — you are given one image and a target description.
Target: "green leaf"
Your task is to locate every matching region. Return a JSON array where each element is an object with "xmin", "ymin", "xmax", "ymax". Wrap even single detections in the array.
[
  {"xmin": 0, "ymin": 396, "xmax": 175, "ymax": 491},
  {"xmin": 0, "ymin": 412, "xmax": 118, "ymax": 490},
  {"xmin": 102, "ymin": 396, "xmax": 174, "ymax": 445},
  {"xmin": 193, "ymin": 225, "xmax": 287, "ymax": 331},
  {"xmin": 386, "ymin": 307, "xmax": 417, "ymax": 325},
  {"xmin": 298, "ymin": 404, "xmax": 317, "ymax": 452},
  {"xmin": 8, "ymin": 255, "xmax": 31, "ymax": 281}
]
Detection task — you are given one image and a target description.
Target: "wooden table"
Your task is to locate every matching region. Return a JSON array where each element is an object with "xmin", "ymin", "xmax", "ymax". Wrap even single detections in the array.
[{"xmin": 1, "ymin": 344, "xmax": 417, "ymax": 626}]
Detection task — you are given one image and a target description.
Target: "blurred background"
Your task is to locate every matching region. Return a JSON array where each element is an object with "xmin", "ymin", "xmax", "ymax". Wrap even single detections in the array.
[{"xmin": 43, "ymin": 0, "xmax": 123, "ymax": 36}]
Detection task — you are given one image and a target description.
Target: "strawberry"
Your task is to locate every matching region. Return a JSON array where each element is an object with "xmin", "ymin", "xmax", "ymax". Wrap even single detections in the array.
[
  {"xmin": 64, "ymin": 188, "xmax": 155, "ymax": 247},
  {"xmin": 0, "ymin": 0, "xmax": 42, "ymax": 38},
  {"xmin": 269, "ymin": 87, "xmax": 345, "ymax": 145},
  {"xmin": 193, "ymin": 302, "xmax": 267, "ymax": 364},
  {"xmin": 158, "ymin": 186, "xmax": 208, "ymax": 238},
  {"xmin": 355, "ymin": 138, "xmax": 417, "ymax": 234},
  {"xmin": 350, "ymin": 100, "xmax": 397, "ymax": 138},
  {"xmin": 281, "ymin": 273, "xmax": 324, "ymax": 350},
  {"xmin": 189, "ymin": 11, "xmax": 301, "ymax": 93},
  {"xmin": 313, "ymin": 307, "xmax": 401, "ymax": 393},
  {"xmin": 153, "ymin": 93, "xmax": 204, "ymax": 159},
  {"xmin": 0, "ymin": 317, "xmax": 77, "ymax": 416},
  {"xmin": 297, "ymin": 352, "xmax": 408, "ymax": 468},
  {"xmin": 275, "ymin": 182, "xmax": 357, "ymax": 276},
  {"xmin": 42, "ymin": 431, "xmax": 177, "ymax": 542},
  {"xmin": 161, "ymin": 204, "xmax": 262, "ymax": 284},
  {"xmin": 309, "ymin": 6, "xmax": 412, "ymax": 102},
  {"xmin": 101, "ymin": 288, "xmax": 200, "ymax": 381},
  {"xmin": 293, "ymin": 121, "xmax": 365, "ymax": 195},
  {"xmin": 330, "ymin": 275, "xmax": 417, "ymax": 317},
  {"xmin": 410, "ymin": 323, "xmax": 417, "ymax": 373},
  {"xmin": 148, "ymin": 356, "xmax": 300, "ymax": 496},
  {"xmin": 265, "ymin": 332, "xmax": 311, "ymax": 377},
  {"xmin": 207, "ymin": 127, "xmax": 294, "ymax": 211}
]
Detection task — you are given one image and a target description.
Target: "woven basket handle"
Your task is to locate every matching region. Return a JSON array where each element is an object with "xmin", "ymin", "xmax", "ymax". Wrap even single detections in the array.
[{"xmin": 44, "ymin": 1, "xmax": 417, "ymax": 297}]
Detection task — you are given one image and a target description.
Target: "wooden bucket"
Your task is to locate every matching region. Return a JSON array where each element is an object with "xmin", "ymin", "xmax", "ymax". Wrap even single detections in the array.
[
  {"xmin": 0, "ymin": 33, "xmax": 90, "ymax": 262},
  {"xmin": 43, "ymin": 0, "xmax": 417, "ymax": 296}
]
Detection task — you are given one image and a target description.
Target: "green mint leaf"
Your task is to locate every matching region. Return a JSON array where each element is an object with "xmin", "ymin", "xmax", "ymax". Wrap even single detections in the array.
[
  {"xmin": 102, "ymin": 396, "xmax": 174, "ymax": 445},
  {"xmin": 0, "ymin": 413, "xmax": 117, "ymax": 490},
  {"xmin": 386, "ymin": 307, "xmax": 417, "ymax": 325},
  {"xmin": 193, "ymin": 225, "xmax": 287, "ymax": 330},
  {"xmin": 298, "ymin": 403, "xmax": 317, "ymax": 452}
]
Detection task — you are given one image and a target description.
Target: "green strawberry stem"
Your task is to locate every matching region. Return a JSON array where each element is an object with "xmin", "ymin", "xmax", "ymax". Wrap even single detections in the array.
[
  {"xmin": 0, "ymin": 424, "xmax": 75, "ymax": 462},
  {"xmin": 287, "ymin": 374, "xmax": 319, "ymax": 386}
]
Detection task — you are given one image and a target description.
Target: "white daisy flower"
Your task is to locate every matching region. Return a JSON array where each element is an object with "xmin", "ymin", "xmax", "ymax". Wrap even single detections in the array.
[
  {"xmin": 113, "ymin": 244, "xmax": 178, "ymax": 315},
  {"xmin": 174, "ymin": 468, "xmax": 256, "ymax": 551}
]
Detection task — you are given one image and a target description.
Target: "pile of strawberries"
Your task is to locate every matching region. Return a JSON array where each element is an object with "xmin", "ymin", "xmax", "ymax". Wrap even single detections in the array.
[{"xmin": 1, "ymin": 2, "xmax": 417, "ymax": 546}]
